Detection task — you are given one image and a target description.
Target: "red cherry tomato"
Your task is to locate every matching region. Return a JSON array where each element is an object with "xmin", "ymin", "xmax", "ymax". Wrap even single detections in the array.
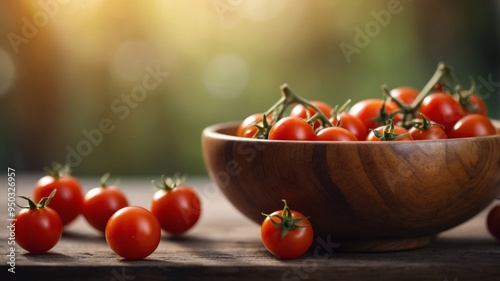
[
  {"xmin": 151, "ymin": 175, "xmax": 201, "ymax": 236},
  {"xmin": 290, "ymin": 101, "xmax": 333, "ymax": 129},
  {"xmin": 82, "ymin": 173, "xmax": 128, "ymax": 233},
  {"xmin": 456, "ymin": 92, "xmax": 488, "ymax": 116},
  {"xmin": 268, "ymin": 116, "xmax": 316, "ymax": 141},
  {"xmin": 448, "ymin": 114, "xmax": 496, "ymax": 138},
  {"xmin": 390, "ymin": 86, "xmax": 419, "ymax": 105},
  {"xmin": 15, "ymin": 190, "xmax": 62, "ymax": 253},
  {"xmin": 409, "ymin": 125, "xmax": 448, "ymax": 140},
  {"xmin": 33, "ymin": 163, "xmax": 84, "ymax": 226},
  {"xmin": 237, "ymin": 113, "xmax": 272, "ymax": 138},
  {"xmin": 316, "ymin": 126, "xmax": 358, "ymax": 141},
  {"xmin": 487, "ymin": 205, "xmax": 500, "ymax": 241},
  {"xmin": 261, "ymin": 200, "xmax": 313, "ymax": 259},
  {"xmin": 105, "ymin": 206, "xmax": 161, "ymax": 260},
  {"xmin": 349, "ymin": 99, "xmax": 400, "ymax": 130},
  {"xmin": 366, "ymin": 124, "xmax": 413, "ymax": 141},
  {"xmin": 419, "ymin": 93, "xmax": 465, "ymax": 132},
  {"xmin": 331, "ymin": 113, "xmax": 368, "ymax": 141}
]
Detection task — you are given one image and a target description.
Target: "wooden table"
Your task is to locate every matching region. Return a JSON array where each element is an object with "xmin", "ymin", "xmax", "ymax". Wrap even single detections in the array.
[{"xmin": 2, "ymin": 175, "xmax": 499, "ymax": 281}]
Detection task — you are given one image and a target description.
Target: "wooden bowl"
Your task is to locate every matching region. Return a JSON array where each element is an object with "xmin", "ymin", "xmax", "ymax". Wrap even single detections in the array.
[{"xmin": 201, "ymin": 121, "xmax": 500, "ymax": 252}]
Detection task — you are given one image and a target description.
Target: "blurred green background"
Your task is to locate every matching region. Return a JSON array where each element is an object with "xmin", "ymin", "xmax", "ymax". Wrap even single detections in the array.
[{"xmin": 1, "ymin": 0, "xmax": 499, "ymax": 176}]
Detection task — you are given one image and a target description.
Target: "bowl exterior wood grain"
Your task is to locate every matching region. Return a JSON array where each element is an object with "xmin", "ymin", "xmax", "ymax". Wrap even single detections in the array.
[{"xmin": 202, "ymin": 121, "xmax": 500, "ymax": 251}]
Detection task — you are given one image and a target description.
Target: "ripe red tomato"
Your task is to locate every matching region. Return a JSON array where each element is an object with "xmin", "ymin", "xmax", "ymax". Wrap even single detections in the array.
[
  {"xmin": 33, "ymin": 163, "xmax": 84, "ymax": 226},
  {"xmin": 349, "ymin": 99, "xmax": 400, "ymax": 130},
  {"xmin": 456, "ymin": 92, "xmax": 488, "ymax": 116},
  {"xmin": 448, "ymin": 114, "xmax": 496, "ymax": 138},
  {"xmin": 237, "ymin": 113, "xmax": 272, "ymax": 138},
  {"xmin": 331, "ymin": 113, "xmax": 368, "ymax": 141},
  {"xmin": 487, "ymin": 205, "xmax": 500, "ymax": 241},
  {"xmin": 82, "ymin": 173, "xmax": 128, "ymax": 233},
  {"xmin": 316, "ymin": 126, "xmax": 358, "ymax": 141},
  {"xmin": 151, "ymin": 175, "xmax": 201, "ymax": 235},
  {"xmin": 390, "ymin": 86, "xmax": 419, "ymax": 105},
  {"xmin": 366, "ymin": 124, "xmax": 413, "ymax": 141},
  {"xmin": 105, "ymin": 206, "xmax": 161, "ymax": 260},
  {"xmin": 15, "ymin": 190, "xmax": 62, "ymax": 253},
  {"xmin": 261, "ymin": 200, "xmax": 313, "ymax": 259},
  {"xmin": 419, "ymin": 93, "xmax": 465, "ymax": 132},
  {"xmin": 290, "ymin": 101, "xmax": 333, "ymax": 129},
  {"xmin": 409, "ymin": 124, "xmax": 448, "ymax": 140},
  {"xmin": 268, "ymin": 116, "xmax": 316, "ymax": 141}
]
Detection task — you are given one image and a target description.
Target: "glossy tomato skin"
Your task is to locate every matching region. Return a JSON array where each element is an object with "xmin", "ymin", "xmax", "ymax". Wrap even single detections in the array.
[
  {"xmin": 237, "ymin": 113, "xmax": 272, "ymax": 138},
  {"xmin": 448, "ymin": 114, "xmax": 496, "ymax": 138},
  {"xmin": 15, "ymin": 207, "xmax": 62, "ymax": 253},
  {"xmin": 268, "ymin": 116, "xmax": 316, "ymax": 141},
  {"xmin": 261, "ymin": 210, "xmax": 313, "ymax": 259},
  {"xmin": 290, "ymin": 101, "xmax": 332, "ymax": 129},
  {"xmin": 316, "ymin": 127, "xmax": 358, "ymax": 141},
  {"xmin": 33, "ymin": 176, "xmax": 84, "ymax": 226},
  {"xmin": 457, "ymin": 92, "xmax": 488, "ymax": 116},
  {"xmin": 420, "ymin": 93, "xmax": 465, "ymax": 132},
  {"xmin": 332, "ymin": 113, "xmax": 368, "ymax": 141},
  {"xmin": 105, "ymin": 206, "xmax": 161, "ymax": 260},
  {"xmin": 366, "ymin": 125, "xmax": 413, "ymax": 141},
  {"xmin": 83, "ymin": 186, "xmax": 128, "ymax": 232},
  {"xmin": 151, "ymin": 186, "xmax": 201, "ymax": 235},
  {"xmin": 349, "ymin": 99, "xmax": 399, "ymax": 130},
  {"xmin": 487, "ymin": 205, "xmax": 500, "ymax": 240},
  {"xmin": 409, "ymin": 126, "xmax": 448, "ymax": 140},
  {"xmin": 390, "ymin": 86, "xmax": 419, "ymax": 105}
]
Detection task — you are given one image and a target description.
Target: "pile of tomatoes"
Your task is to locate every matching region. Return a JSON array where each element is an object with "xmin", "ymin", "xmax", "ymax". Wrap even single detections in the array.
[
  {"xmin": 238, "ymin": 63, "xmax": 498, "ymax": 142},
  {"xmin": 14, "ymin": 163, "xmax": 201, "ymax": 260}
]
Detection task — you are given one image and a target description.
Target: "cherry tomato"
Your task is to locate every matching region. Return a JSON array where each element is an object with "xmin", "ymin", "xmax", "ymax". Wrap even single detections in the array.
[
  {"xmin": 456, "ymin": 92, "xmax": 488, "ymax": 116},
  {"xmin": 487, "ymin": 205, "xmax": 500, "ymax": 241},
  {"xmin": 237, "ymin": 113, "xmax": 272, "ymax": 138},
  {"xmin": 409, "ymin": 125, "xmax": 448, "ymax": 140},
  {"xmin": 390, "ymin": 86, "xmax": 419, "ymax": 105},
  {"xmin": 15, "ymin": 190, "xmax": 62, "ymax": 254},
  {"xmin": 82, "ymin": 173, "xmax": 128, "ymax": 233},
  {"xmin": 151, "ymin": 175, "xmax": 201, "ymax": 235},
  {"xmin": 261, "ymin": 200, "xmax": 313, "ymax": 259},
  {"xmin": 316, "ymin": 126, "xmax": 358, "ymax": 141},
  {"xmin": 33, "ymin": 163, "xmax": 84, "ymax": 226},
  {"xmin": 349, "ymin": 99, "xmax": 400, "ymax": 130},
  {"xmin": 105, "ymin": 206, "xmax": 161, "ymax": 260},
  {"xmin": 366, "ymin": 123, "xmax": 413, "ymax": 141},
  {"xmin": 419, "ymin": 93, "xmax": 465, "ymax": 132},
  {"xmin": 448, "ymin": 114, "xmax": 496, "ymax": 138},
  {"xmin": 290, "ymin": 101, "xmax": 332, "ymax": 129},
  {"xmin": 331, "ymin": 113, "xmax": 368, "ymax": 141},
  {"xmin": 268, "ymin": 116, "xmax": 316, "ymax": 141}
]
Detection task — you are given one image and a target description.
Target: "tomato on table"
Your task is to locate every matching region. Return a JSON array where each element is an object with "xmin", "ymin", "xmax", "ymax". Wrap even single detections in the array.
[
  {"xmin": 15, "ymin": 189, "xmax": 62, "ymax": 254},
  {"xmin": 105, "ymin": 206, "xmax": 161, "ymax": 260},
  {"xmin": 261, "ymin": 200, "xmax": 313, "ymax": 259},
  {"xmin": 33, "ymin": 163, "xmax": 84, "ymax": 226},
  {"xmin": 151, "ymin": 175, "xmax": 201, "ymax": 235},
  {"xmin": 487, "ymin": 205, "xmax": 500, "ymax": 241},
  {"xmin": 268, "ymin": 116, "xmax": 316, "ymax": 141},
  {"xmin": 82, "ymin": 173, "xmax": 128, "ymax": 233}
]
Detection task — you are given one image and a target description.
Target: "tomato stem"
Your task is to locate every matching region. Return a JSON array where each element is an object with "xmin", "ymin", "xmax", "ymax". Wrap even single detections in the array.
[
  {"xmin": 44, "ymin": 162, "xmax": 71, "ymax": 179},
  {"xmin": 261, "ymin": 199, "xmax": 309, "ymax": 239},
  {"xmin": 17, "ymin": 189, "xmax": 57, "ymax": 209},
  {"xmin": 100, "ymin": 173, "xmax": 111, "ymax": 188},
  {"xmin": 152, "ymin": 174, "xmax": 185, "ymax": 191}
]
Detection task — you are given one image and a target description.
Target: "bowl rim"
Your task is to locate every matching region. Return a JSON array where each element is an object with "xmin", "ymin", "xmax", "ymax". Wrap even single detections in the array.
[{"xmin": 202, "ymin": 120, "xmax": 500, "ymax": 144}]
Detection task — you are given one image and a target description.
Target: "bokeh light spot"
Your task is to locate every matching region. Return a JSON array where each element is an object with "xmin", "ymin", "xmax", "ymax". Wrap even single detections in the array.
[{"xmin": 204, "ymin": 53, "xmax": 249, "ymax": 100}]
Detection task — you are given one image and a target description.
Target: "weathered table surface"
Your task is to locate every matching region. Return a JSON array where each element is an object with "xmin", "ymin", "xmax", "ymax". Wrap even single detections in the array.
[{"xmin": 1, "ymin": 175, "xmax": 499, "ymax": 281}]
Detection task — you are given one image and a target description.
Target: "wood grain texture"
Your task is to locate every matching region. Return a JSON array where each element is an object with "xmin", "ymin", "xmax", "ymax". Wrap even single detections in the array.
[
  {"xmin": 202, "ymin": 122, "xmax": 500, "ymax": 251},
  {"xmin": 0, "ymin": 176, "xmax": 499, "ymax": 280}
]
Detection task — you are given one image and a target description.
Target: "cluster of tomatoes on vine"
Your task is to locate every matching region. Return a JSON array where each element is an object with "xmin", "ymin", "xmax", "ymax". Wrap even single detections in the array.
[
  {"xmin": 15, "ymin": 163, "xmax": 201, "ymax": 260},
  {"xmin": 238, "ymin": 63, "xmax": 499, "ymax": 142}
]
